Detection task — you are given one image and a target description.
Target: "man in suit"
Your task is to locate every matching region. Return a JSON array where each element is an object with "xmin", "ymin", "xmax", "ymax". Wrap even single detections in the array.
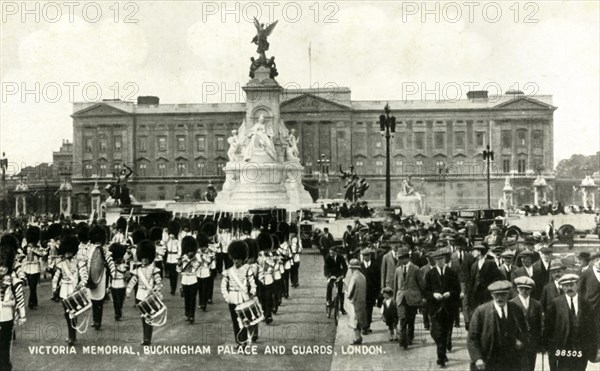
[
  {"xmin": 380, "ymin": 239, "xmax": 400, "ymax": 292},
  {"xmin": 424, "ymin": 247, "xmax": 461, "ymax": 368},
  {"xmin": 393, "ymin": 246, "xmax": 424, "ymax": 350},
  {"xmin": 319, "ymin": 228, "xmax": 334, "ymax": 262},
  {"xmin": 543, "ymin": 274, "xmax": 599, "ymax": 371},
  {"xmin": 511, "ymin": 250, "xmax": 535, "ymax": 282},
  {"xmin": 468, "ymin": 244, "xmax": 504, "ymax": 319},
  {"xmin": 360, "ymin": 247, "xmax": 379, "ymax": 334},
  {"xmin": 455, "ymin": 238, "xmax": 475, "ymax": 331},
  {"xmin": 540, "ymin": 260, "xmax": 566, "ymax": 313},
  {"xmin": 420, "ymin": 252, "xmax": 435, "ymax": 330},
  {"xmin": 468, "ymin": 280, "xmax": 530, "ymax": 371},
  {"xmin": 578, "ymin": 254, "xmax": 600, "ymax": 330},
  {"xmin": 511, "ymin": 276, "xmax": 543, "ymax": 371},
  {"xmin": 532, "ymin": 247, "xmax": 553, "ymax": 300},
  {"xmin": 514, "ymin": 237, "xmax": 540, "ymax": 267},
  {"xmin": 499, "ymin": 250, "xmax": 516, "ymax": 281},
  {"xmin": 324, "ymin": 247, "xmax": 348, "ymax": 315},
  {"xmin": 347, "ymin": 259, "xmax": 367, "ymax": 345}
]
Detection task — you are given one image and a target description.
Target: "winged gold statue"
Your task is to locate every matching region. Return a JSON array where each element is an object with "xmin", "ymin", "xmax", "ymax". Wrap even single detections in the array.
[{"xmin": 251, "ymin": 17, "xmax": 278, "ymax": 60}]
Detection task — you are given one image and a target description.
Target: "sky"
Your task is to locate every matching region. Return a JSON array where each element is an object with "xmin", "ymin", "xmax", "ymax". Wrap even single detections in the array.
[{"xmin": 1, "ymin": 1, "xmax": 599, "ymax": 171}]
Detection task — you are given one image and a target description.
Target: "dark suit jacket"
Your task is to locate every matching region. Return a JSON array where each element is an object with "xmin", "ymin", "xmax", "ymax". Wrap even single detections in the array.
[
  {"xmin": 459, "ymin": 251, "xmax": 476, "ymax": 284},
  {"xmin": 360, "ymin": 261, "xmax": 380, "ymax": 305},
  {"xmin": 510, "ymin": 266, "xmax": 534, "ymax": 282},
  {"xmin": 380, "ymin": 251, "xmax": 397, "ymax": 290},
  {"xmin": 382, "ymin": 298, "xmax": 398, "ymax": 327},
  {"xmin": 510, "ymin": 296, "xmax": 543, "ymax": 351},
  {"xmin": 393, "ymin": 262, "xmax": 423, "ymax": 307},
  {"xmin": 468, "ymin": 301, "xmax": 530, "ymax": 365},
  {"xmin": 324, "ymin": 255, "xmax": 347, "ymax": 278},
  {"xmin": 542, "ymin": 295, "xmax": 599, "ymax": 361},
  {"xmin": 578, "ymin": 268, "xmax": 600, "ymax": 316},
  {"xmin": 469, "ymin": 260, "xmax": 504, "ymax": 308},
  {"xmin": 532, "ymin": 260, "xmax": 551, "ymax": 300},
  {"xmin": 424, "ymin": 266, "xmax": 461, "ymax": 317},
  {"xmin": 540, "ymin": 281, "xmax": 562, "ymax": 313}
]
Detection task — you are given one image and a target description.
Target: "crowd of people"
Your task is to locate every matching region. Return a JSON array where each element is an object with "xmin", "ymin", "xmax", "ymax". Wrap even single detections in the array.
[
  {"xmin": 519, "ymin": 200, "xmax": 598, "ymax": 216},
  {"xmin": 0, "ymin": 213, "xmax": 303, "ymax": 371},
  {"xmin": 316, "ymin": 216, "xmax": 599, "ymax": 370},
  {"xmin": 320, "ymin": 201, "xmax": 374, "ymax": 219}
]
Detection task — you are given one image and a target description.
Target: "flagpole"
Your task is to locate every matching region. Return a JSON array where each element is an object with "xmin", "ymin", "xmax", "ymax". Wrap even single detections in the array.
[{"xmin": 308, "ymin": 42, "xmax": 312, "ymax": 87}]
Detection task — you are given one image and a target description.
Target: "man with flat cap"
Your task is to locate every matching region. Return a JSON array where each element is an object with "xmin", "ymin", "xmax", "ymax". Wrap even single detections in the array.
[
  {"xmin": 468, "ymin": 244, "xmax": 504, "ymax": 317},
  {"xmin": 511, "ymin": 250, "xmax": 535, "ymax": 282},
  {"xmin": 543, "ymin": 273, "xmax": 598, "ymax": 371},
  {"xmin": 468, "ymin": 280, "xmax": 530, "ymax": 371},
  {"xmin": 532, "ymin": 246, "xmax": 553, "ymax": 300},
  {"xmin": 540, "ymin": 260, "xmax": 566, "ymax": 313},
  {"xmin": 511, "ymin": 276, "xmax": 543, "ymax": 371},
  {"xmin": 424, "ymin": 247, "xmax": 461, "ymax": 368},
  {"xmin": 393, "ymin": 246, "xmax": 424, "ymax": 349}
]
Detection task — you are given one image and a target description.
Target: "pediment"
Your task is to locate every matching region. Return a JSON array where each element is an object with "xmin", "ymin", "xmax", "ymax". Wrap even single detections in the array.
[
  {"xmin": 136, "ymin": 157, "xmax": 151, "ymax": 163},
  {"xmin": 493, "ymin": 97, "xmax": 555, "ymax": 111},
  {"xmin": 156, "ymin": 156, "xmax": 169, "ymax": 162},
  {"xmin": 433, "ymin": 153, "xmax": 447, "ymax": 158},
  {"xmin": 281, "ymin": 94, "xmax": 350, "ymax": 113},
  {"xmin": 175, "ymin": 156, "xmax": 189, "ymax": 162},
  {"xmin": 72, "ymin": 103, "xmax": 131, "ymax": 117},
  {"xmin": 195, "ymin": 155, "xmax": 207, "ymax": 161},
  {"xmin": 453, "ymin": 153, "xmax": 468, "ymax": 158},
  {"xmin": 373, "ymin": 153, "xmax": 385, "ymax": 159},
  {"xmin": 354, "ymin": 154, "xmax": 367, "ymax": 159},
  {"xmin": 214, "ymin": 156, "xmax": 228, "ymax": 162},
  {"xmin": 414, "ymin": 153, "xmax": 428, "ymax": 159},
  {"xmin": 393, "ymin": 153, "xmax": 405, "ymax": 158}
]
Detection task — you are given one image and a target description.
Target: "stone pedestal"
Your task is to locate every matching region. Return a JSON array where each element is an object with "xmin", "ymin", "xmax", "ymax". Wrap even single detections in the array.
[
  {"xmin": 581, "ymin": 175, "xmax": 597, "ymax": 209},
  {"xmin": 395, "ymin": 193, "xmax": 422, "ymax": 215},
  {"xmin": 14, "ymin": 181, "xmax": 28, "ymax": 217},
  {"xmin": 59, "ymin": 181, "xmax": 72, "ymax": 217},
  {"xmin": 502, "ymin": 176, "xmax": 513, "ymax": 211},
  {"xmin": 90, "ymin": 181, "xmax": 102, "ymax": 219},
  {"xmin": 533, "ymin": 175, "xmax": 547, "ymax": 205}
]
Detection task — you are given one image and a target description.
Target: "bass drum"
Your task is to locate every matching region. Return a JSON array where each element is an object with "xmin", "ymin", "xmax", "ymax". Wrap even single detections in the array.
[{"xmin": 87, "ymin": 246, "xmax": 105, "ymax": 289}]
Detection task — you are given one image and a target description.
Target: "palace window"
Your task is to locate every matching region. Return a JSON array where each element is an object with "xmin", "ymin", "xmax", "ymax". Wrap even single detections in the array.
[
  {"xmin": 99, "ymin": 163, "xmax": 107, "ymax": 177},
  {"xmin": 113, "ymin": 163, "xmax": 121, "ymax": 174},
  {"xmin": 475, "ymin": 132, "xmax": 485, "ymax": 148},
  {"xmin": 114, "ymin": 136, "xmax": 122, "ymax": 152},
  {"xmin": 533, "ymin": 155, "xmax": 544, "ymax": 170},
  {"xmin": 196, "ymin": 162, "xmax": 205, "ymax": 176},
  {"xmin": 356, "ymin": 161, "xmax": 364, "ymax": 167},
  {"xmin": 216, "ymin": 136, "xmax": 225, "ymax": 151},
  {"xmin": 99, "ymin": 137, "xmax": 107, "ymax": 152},
  {"xmin": 139, "ymin": 137, "xmax": 147, "ymax": 152},
  {"xmin": 83, "ymin": 163, "xmax": 93, "ymax": 177},
  {"xmin": 517, "ymin": 129, "xmax": 527, "ymax": 147},
  {"xmin": 196, "ymin": 136, "xmax": 206, "ymax": 151},
  {"xmin": 158, "ymin": 136, "xmax": 167, "ymax": 151},
  {"xmin": 177, "ymin": 136, "xmax": 186, "ymax": 151},
  {"xmin": 502, "ymin": 156, "xmax": 511, "ymax": 173},
  {"xmin": 177, "ymin": 162, "xmax": 187, "ymax": 176},
  {"xmin": 415, "ymin": 132, "xmax": 425, "ymax": 150},
  {"xmin": 517, "ymin": 158, "xmax": 527, "ymax": 174},
  {"xmin": 502, "ymin": 130, "xmax": 512, "ymax": 148},
  {"xmin": 454, "ymin": 131, "xmax": 465, "ymax": 149},
  {"xmin": 434, "ymin": 132, "xmax": 445, "ymax": 149},
  {"xmin": 138, "ymin": 163, "xmax": 147, "ymax": 176},
  {"xmin": 85, "ymin": 138, "xmax": 93, "ymax": 153},
  {"xmin": 158, "ymin": 163, "xmax": 167, "ymax": 176}
]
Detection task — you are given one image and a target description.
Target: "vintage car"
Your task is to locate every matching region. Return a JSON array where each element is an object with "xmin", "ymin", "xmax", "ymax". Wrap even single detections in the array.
[
  {"xmin": 457, "ymin": 208, "xmax": 506, "ymax": 239},
  {"xmin": 504, "ymin": 212, "xmax": 598, "ymax": 242}
]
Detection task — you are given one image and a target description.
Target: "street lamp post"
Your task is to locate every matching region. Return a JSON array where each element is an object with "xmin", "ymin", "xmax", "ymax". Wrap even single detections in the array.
[
  {"xmin": 316, "ymin": 154, "xmax": 330, "ymax": 200},
  {"xmin": 379, "ymin": 104, "xmax": 397, "ymax": 208},
  {"xmin": 1, "ymin": 152, "xmax": 7, "ymax": 230},
  {"xmin": 483, "ymin": 145, "xmax": 494, "ymax": 209}
]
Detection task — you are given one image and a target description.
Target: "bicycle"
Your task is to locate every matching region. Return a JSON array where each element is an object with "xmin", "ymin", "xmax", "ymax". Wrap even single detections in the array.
[{"xmin": 326, "ymin": 276, "xmax": 345, "ymax": 325}]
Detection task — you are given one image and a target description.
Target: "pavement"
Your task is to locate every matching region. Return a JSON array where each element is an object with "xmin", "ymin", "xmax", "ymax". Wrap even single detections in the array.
[{"xmin": 9, "ymin": 248, "xmax": 588, "ymax": 370}]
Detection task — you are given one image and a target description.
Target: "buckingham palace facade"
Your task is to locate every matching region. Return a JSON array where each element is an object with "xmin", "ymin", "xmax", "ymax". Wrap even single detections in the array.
[{"xmin": 70, "ymin": 88, "xmax": 556, "ymax": 214}]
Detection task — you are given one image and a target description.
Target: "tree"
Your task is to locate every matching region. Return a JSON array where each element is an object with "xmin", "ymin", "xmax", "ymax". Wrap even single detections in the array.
[{"xmin": 555, "ymin": 152, "xmax": 600, "ymax": 179}]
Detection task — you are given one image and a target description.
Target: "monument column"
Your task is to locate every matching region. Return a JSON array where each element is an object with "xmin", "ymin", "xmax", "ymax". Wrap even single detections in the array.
[
  {"xmin": 59, "ymin": 180, "xmax": 73, "ymax": 217},
  {"xmin": 581, "ymin": 175, "xmax": 597, "ymax": 209},
  {"xmin": 91, "ymin": 181, "xmax": 102, "ymax": 219},
  {"xmin": 502, "ymin": 176, "xmax": 513, "ymax": 210},
  {"xmin": 14, "ymin": 181, "xmax": 29, "ymax": 217}
]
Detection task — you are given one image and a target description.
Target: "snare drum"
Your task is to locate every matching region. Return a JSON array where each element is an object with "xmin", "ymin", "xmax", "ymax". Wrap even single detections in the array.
[
  {"xmin": 234, "ymin": 297, "xmax": 264, "ymax": 327},
  {"xmin": 136, "ymin": 292, "xmax": 167, "ymax": 326},
  {"xmin": 62, "ymin": 288, "xmax": 92, "ymax": 319}
]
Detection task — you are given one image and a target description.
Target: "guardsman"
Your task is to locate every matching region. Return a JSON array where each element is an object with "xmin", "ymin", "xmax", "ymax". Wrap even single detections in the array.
[
  {"xmin": 177, "ymin": 236, "xmax": 200, "ymax": 324},
  {"xmin": 87, "ymin": 225, "xmax": 116, "ymax": 331},
  {"xmin": 468, "ymin": 280, "xmax": 529, "ymax": 371},
  {"xmin": 196, "ymin": 232, "xmax": 214, "ymax": 312},
  {"xmin": 217, "ymin": 216, "xmax": 233, "ymax": 273},
  {"xmin": 289, "ymin": 224, "xmax": 302, "ymax": 288},
  {"xmin": 108, "ymin": 243, "xmax": 128, "ymax": 321},
  {"xmin": 221, "ymin": 240, "xmax": 256, "ymax": 347},
  {"xmin": 149, "ymin": 227, "xmax": 166, "ymax": 278},
  {"xmin": 53, "ymin": 234, "xmax": 88, "ymax": 346},
  {"xmin": 0, "ymin": 234, "xmax": 27, "ymax": 371},
  {"xmin": 164, "ymin": 220, "xmax": 181, "ymax": 295},
  {"xmin": 424, "ymin": 247, "xmax": 460, "ymax": 368},
  {"xmin": 22, "ymin": 225, "xmax": 47, "ymax": 310},
  {"xmin": 510, "ymin": 276, "xmax": 542, "ymax": 371},
  {"xmin": 46, "ymin": 223, "xmax": 62, "ymax": 301},
  {"xmin": 203, "ymin": 221, "xmax": 219, "ymax": 304},
  {"xmin": 126, "ymin": 240, "xmax": 162, "ymax": 346},
  {"xmin": 111, "ymin": 217, "xmax": 127, "ymax": 245},
  {"xmin": 543, "ymin": 273, "xmax": 599, "ymax": 371},
  {"xmin": 277, "ymin": 231, "xmax": 292, "ymax": 299},
  {"xmin": 256, "ymin": 231, "xmax": 274, "ymax": 323}
]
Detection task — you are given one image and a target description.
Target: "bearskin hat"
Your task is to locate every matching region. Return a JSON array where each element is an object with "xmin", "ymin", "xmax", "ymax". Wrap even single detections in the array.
[
  {"xmin": 89, "ymin": 225, "xmax": 106, "ymax": 245},
  {"xmin": 131, "ymin": 229, "xmax": 146, "ymax": 245},
  {"xmin": 58, "ymin": 234, "xmax": 79, "ymax": 256},
  {"xmin": 232, "ymin": 218, "xmax": 241, "ymax": 232},
  {"xmin": 218, "ymin": 215, "xmax": 232, "ymax": 230},
  {"xmin": 241, "ymin": 218, "xmax": 252, "ymax": 234},
  {"xmin": 256, "ymin": 231, "xmax": 273, "ymax": 252},
  {"xmin": 268, "ymin": 218, "xmax": 278, "ymax": 234},
  {"xmin": 26, "ymin": 225, "xmax": 41, "ymax": 245},
  {"xmin": 276, "ymin": 231, "xmax": 287, "ymax": 245},
  {"xmin": 277, "ymin": 221, "xmax": 290, "ymax": 236},
  {"xmin": 116, "ymin": 217, "xmax": 127, "ymax": 232},
  {"xmin": 201, "ymin": 220, "xmax": 217, "ymax": 237},
  {"xmin": 271, "ymin": 233, "xmax": 281, "ymax": 249},
  {"xmin": 0, "ymin": 234, "xmax": 18, "ymax": 273},
  {"xmin": 109, "ymin": 243, "xmax": 127, "ymax": 261},
  {"xmin": 252, "ymin": 215, "xmax": 262, "ymax": 229},
  {"xmin": 289, "ymin": 223, "xmax": 298, "ymax": 235},
  {"xmin": 228, "ymin": 240, "xmax": 248, "ymax": 260},
  {"xmin": 196, "ymin": 232, "xmax": 210, "ymax": 248},
  {"xmin": 76, "ymin": 222, "xmax": 90, "ymax": 243},
  {"xmin": 136, "ymin": 240, "xmax": 156, "ymax": 262},
  {"xmin": 181, "ymin": 236, "xmax": 198, "ymax": 255},
  {"xmin": 47, "ymin": 223, "xmax": 63, "ymax": 240},
  {"xmin": 244, "ymin": 238, "xmax": 258, "ymax": 261},
  {"xmin": 189, "ymin": 217, "xmax": 200, "ymax": 234},
  {"xmin": 149, "ymin": 226, "xmax": 163, "ymax": 242},
  {"xmin": 168, "ymin": 220, "xmax": 181, "ymax": 236}
]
